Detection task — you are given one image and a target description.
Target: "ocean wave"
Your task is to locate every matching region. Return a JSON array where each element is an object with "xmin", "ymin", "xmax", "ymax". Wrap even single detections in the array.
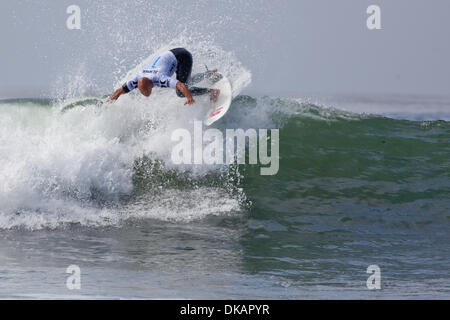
[{"xmin": 0, "ymin": 89, "xmax": 449, "ymax": 230}]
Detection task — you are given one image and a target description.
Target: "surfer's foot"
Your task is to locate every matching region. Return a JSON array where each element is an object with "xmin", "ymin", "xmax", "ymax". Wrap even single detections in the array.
[
  {"xmin": 209, "ymin": 89, "xmax": 220, "ymax": 103},
  {"xmin": 205, "ymin": 69, "xmax": 218, "ymax": 79},
  {"xmin": 206, "ymin": 69, "xmax": 223, "ymax": 83}
]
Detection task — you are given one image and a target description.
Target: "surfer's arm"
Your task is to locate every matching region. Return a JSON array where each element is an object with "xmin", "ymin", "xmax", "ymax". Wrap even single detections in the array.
[
  {"xmin": 107, "ymin": 87, "xmax": 126, "ymax": 102},
  {"xmin": 106, "ymin": 77, "xmax": 138, "ymax": 102},
  {"xmin": 176, "ymin": 82, "xmax": 195, "ymax": 105}
]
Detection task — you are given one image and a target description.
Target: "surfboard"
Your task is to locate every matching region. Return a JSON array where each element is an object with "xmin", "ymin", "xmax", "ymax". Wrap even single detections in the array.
[{"xmin": 203, "ymin": 73, "xmax": 232, "ymax": 126}]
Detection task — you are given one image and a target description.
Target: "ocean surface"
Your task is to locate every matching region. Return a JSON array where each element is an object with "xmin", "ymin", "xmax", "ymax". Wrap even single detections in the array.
[
  {"xmin": 0, "ymin": 46, "xmax": 449, "ymax": 299},
  {"xmin": 0, "ymin": 92, "xmax": 449, "ymax": 299}
]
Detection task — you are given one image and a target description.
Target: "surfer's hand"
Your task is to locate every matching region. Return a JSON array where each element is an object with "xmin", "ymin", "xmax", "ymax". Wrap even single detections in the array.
[
  {"xmin": 107, "ymin": 92, "xmax": 120, "ymax": 102},
  {"xmin": 185, "ymin": 97, "xmax": 195, "ymax": 105},
  {"xmin": 176, "ymin": 82, "xmax": 195, "ymax": 105},
  {"xmin": 107, "ymin": 87, "xmax": 125, "ymax": 102}
]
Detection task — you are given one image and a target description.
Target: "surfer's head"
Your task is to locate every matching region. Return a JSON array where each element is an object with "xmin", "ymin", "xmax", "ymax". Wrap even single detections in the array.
[{"xmin": 138, "ymin": 77, "xmax": 153, "ymax": 97}]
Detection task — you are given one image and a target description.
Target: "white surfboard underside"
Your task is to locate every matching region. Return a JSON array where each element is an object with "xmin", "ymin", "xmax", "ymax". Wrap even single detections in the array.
[{"xmin": 203, "ymin": 75, "xmax": 232, "ymax": 126}]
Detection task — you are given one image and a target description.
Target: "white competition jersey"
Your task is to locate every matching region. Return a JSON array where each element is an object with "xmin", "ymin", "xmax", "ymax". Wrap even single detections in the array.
[{"xmin": 124, "ymin": 51, "xmax": 179, "ymax": 91}]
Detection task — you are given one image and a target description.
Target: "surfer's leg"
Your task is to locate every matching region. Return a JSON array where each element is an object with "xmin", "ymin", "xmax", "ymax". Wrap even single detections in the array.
[
  {"xmin": 171, "ymin": 48, "xmax": 209, "ymax": 97},
  {"xmin": 189, "ymin": 69, "xmax": 221, "ymax": 85},
  {"xmin": 171, "ymin": 48, "xmax": 192, "ymax": 83},
  {"xmin": 189, "ymin": 69, "xmax": 221, "ymax": 101},
  {"xmin": 189, "ymin": 72, "xmax": 207, "ymax": 84},
  {"xmin": 187, "ymin": 87, "xmax": 209, "ymax": 96}
]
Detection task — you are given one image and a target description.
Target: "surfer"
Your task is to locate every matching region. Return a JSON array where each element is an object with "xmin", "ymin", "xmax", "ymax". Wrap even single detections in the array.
[{"xmin": 107, "ymin": 48, "xmax": 220, "ymax": 105}]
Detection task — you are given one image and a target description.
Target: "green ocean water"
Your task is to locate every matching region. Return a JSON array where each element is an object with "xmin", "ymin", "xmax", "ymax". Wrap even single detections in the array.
[{"xmin": 238, "ymin": 97, "xmax": 450, "ymax": 293}]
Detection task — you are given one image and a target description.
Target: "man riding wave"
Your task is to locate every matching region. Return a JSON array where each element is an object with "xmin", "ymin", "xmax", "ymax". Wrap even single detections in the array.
[{"xmin": 107, "ymin": 48, "xmax": 220, "ymax": 104}]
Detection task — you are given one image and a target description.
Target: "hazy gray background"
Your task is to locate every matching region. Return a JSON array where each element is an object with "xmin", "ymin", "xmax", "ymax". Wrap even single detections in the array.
[{"xmin": 1, "ymin": 0, "xmax": 449, "ymax": 98}]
